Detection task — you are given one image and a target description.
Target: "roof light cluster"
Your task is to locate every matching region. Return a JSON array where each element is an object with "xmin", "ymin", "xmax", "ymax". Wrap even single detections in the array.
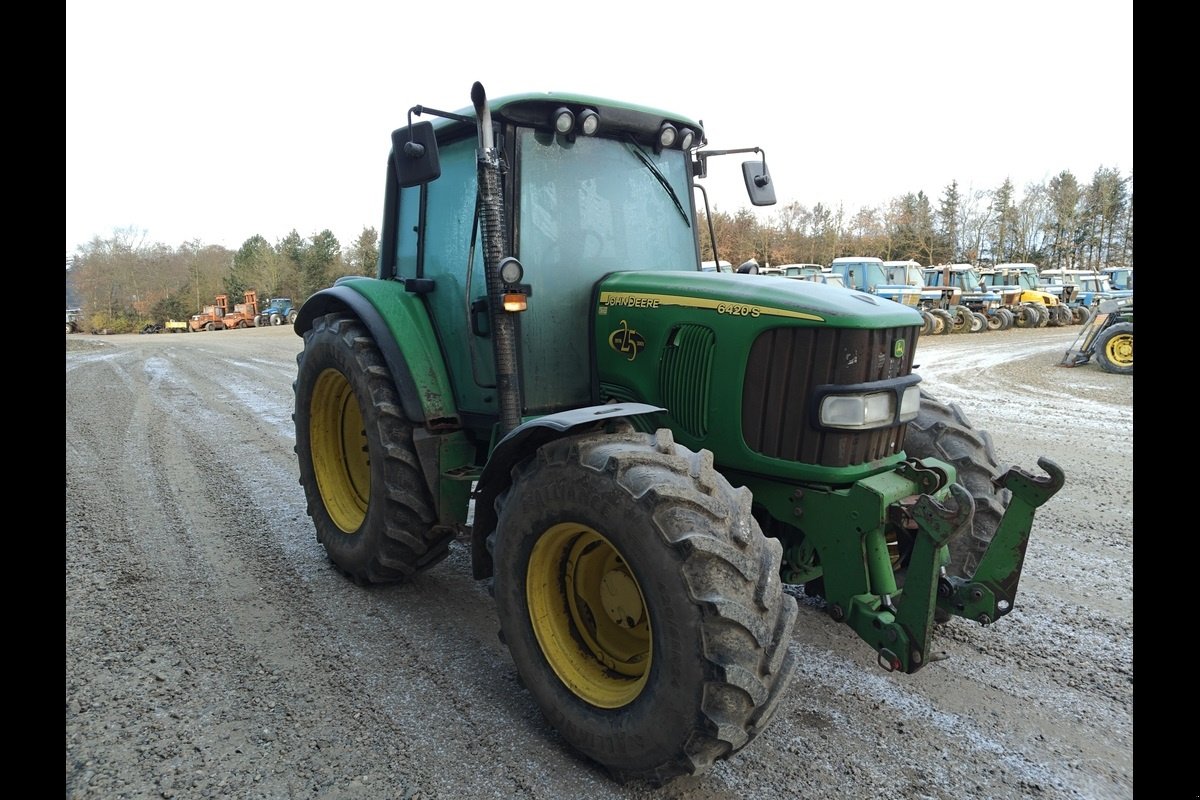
[
  {"xmin": 549, "ymin": 106, "xmax": 695, "ymax": 151},
  {"xmin": 553, "ymin": 106, "xmax": 600, "ymax": 137}
]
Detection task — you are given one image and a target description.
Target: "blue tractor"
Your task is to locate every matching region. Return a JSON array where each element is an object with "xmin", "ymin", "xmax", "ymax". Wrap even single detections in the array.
[{"xmin": 255, "ymin": 297, "xmax": 298, "ymax": 327}]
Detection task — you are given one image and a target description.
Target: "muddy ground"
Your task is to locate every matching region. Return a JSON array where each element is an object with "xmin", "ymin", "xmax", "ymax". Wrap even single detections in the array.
[{"xmin": 65, "ymin": 322, "xmax": 1132, "ymax": 799}]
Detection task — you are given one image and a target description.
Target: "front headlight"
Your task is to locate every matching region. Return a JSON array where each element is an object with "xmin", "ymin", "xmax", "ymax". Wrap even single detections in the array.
[{"xmin": 819, "ymin": 385, "xmax": 921, "ymax": 430}]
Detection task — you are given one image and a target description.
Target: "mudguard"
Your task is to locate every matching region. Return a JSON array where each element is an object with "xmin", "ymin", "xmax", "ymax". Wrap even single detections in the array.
[{"xmin": 295, "ymin": 279, "xmax": 459, "ymax": 428}]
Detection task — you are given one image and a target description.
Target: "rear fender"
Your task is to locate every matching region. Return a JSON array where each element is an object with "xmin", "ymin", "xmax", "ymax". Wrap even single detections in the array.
[{"xmin": 295, "ymin": 280, "xmax": 458, "ymax": 428}]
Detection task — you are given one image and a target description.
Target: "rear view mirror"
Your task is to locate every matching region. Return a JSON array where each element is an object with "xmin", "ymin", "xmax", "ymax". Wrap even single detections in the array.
[
  {"xmin": 391, "ymin": 121, "xmax": 441, "ymax": 187},
  {"xmin": 742, "ymin": 160, "xmax": 776, "ymax": 206}
]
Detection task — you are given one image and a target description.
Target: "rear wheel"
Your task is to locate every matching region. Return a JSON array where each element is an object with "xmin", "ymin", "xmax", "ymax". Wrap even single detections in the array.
[
  {"xmin": 985, "ymin": 311, "xmax": 1003, "ymax": 331},
  {"xmin": 933, "ymin": 309, "xmax": 954, "ymax": 335},
  {"xmin": 950, "ymin": 306, "xmax": 971, "ymax": 333},
  {"xmin": 1094, "ymin": 322, "xmax": 1133, "ymax": 375},
  {"xmin": 490, "ymin": 427, "xmax": 798, "ymax": 785},
  {"xmin": 204, "ymin": 322, "xmax": 215, "ymax": 332},
  {"xmin": 969, "ymin": 311, "xmax": 987, "ymax": 333},
  {"xmin": 905, "ymin": 391, "xmax": 1011, "ymax": 580},
  {"xmin": 287, "ymin": 309, "xmax": 299, "ymax": 324},
  {"xmin": 293, "ymin": 312, "xmax": 451, "ymax": 584},
  {"xmin": 919, "ymin": 310, "xmax": 935, "ymax": 336}
]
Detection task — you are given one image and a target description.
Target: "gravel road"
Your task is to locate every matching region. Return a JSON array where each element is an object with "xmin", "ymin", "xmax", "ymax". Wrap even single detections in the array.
[{"xmin": 65, "ymin": 322, "xmax": 1132, "ymax": 800}]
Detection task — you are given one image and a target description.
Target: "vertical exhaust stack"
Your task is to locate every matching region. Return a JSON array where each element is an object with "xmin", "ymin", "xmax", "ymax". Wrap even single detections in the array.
[{"xmin": 472, "ymin": 81, "xmax": 523, "ymax": 437}]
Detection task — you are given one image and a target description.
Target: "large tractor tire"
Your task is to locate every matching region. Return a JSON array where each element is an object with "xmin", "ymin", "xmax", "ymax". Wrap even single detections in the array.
[
  {"xmin": 932, "ymin": 309, "xmax": 954, "ymax": 335},
  {"xmin": 996, "ymin": 307, "xmax": 1015, "ymax": 330},
  {"xmin": 489, "ymin": 427, "xmax": 799, "ymax": 785},
  {"xmin": 1031, "ymin": 302, "xmax": 1050, "ymax": 328},
  {"xmin": 270, "ymin": 313, "xmax": 284, "ymax": 326},
  {"xmin": 969, "ymin": 311, "xmax": 987, "ymax": 333},
  {"xmin": 950, "ymin": 306, "xmax": 971, "ymax": 334},
  {"xmin": 287, "ymin": 309, "xmax": 299, "ymax": 325},
  {"xmin": 1094, "ymin": 322, "xmax": 1133, "ymax": 375},
  {"xmin": 905, "ymin": 391, "xmax": 1011, "ymax": 581},
  {"xmin": 293, "ymin": 312, "xmax": 451, "ymax": 584},
  {"xmin": 919, "ymin": 310, "xmax": 935, "ymax": 336},
  {"xmin": 985, "ymin": 311, "xmax": 1003, "ymax": 331}
]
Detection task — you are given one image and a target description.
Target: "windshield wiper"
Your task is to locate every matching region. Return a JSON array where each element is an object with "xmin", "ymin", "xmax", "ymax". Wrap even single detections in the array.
[{"xmin": 623, "ymin": 135, "xmax": 689, "ymax": 226}]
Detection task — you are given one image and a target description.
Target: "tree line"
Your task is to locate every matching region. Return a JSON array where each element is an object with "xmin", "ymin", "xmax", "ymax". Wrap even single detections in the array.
[
  {"xmin": 67, "ymin": 164, "xmax": 1130, "ymax": 332},
  {"xmin": 66, "ymin": 227, "xmax": 380, "ymax": 333},
  {"xmin": 700, "ymin": 166, "xmax": 1131, "ymax": 273}
]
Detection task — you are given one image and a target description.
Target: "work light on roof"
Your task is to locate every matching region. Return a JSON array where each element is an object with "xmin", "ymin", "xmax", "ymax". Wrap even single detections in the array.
[
  {"xmin": 553, "ymin": 107, "xmax": 575, "ymax": 135},
  {"xmin": 578, "ymin": 108, "xmax": 600, "ymax": 136},
  {"xmin": 678, "ymin": 127, "xmax": 695, "ymax": 150},
  {"xmin": 657, "ymin": 123, "xmax": 678, "ymax": 150}
]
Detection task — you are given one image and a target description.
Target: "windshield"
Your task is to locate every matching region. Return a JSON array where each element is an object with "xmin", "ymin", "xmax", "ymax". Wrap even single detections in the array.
[{"xmin": 517, "ymin": 129, "xmax": 696, "ymax": 273}]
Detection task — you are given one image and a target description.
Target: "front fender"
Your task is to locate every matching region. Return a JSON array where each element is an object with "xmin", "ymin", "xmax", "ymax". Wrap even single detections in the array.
[
  {"xmin": 469, "ymin": 403, "xmax": 664, "ymax": 579},
  {"xmin": 296, "ymin": 280, "xmax": 458, "ymax": 428}
]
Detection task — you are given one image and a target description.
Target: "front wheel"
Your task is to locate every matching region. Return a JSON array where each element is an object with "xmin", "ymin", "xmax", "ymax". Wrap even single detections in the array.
[
  {"xmin": 490, "ymin": 427, "xmax": 798, "ymax": 785},
  {"xmin": 293, "ymin": 312, "xmax": 451, "ymax": 584},
  {"xmin": 905, "ymin": 391, "xmax": 1011, "ymax": 579},
  {"xmin": 287, "ymin": 309, "xmax": 299, "ymax": 325},
  {"xmin": 1094, "ymin": 322, "xmax": 1133, "ymax": 374}
]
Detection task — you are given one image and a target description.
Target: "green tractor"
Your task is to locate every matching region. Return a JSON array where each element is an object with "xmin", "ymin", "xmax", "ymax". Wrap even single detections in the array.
[{"xmin": 291, "ymin": 82, "xmax": 1063, "ymax": 785}]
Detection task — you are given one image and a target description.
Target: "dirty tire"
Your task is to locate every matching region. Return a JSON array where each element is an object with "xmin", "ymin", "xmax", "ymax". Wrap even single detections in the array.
[
  {"xmin": 271, "ymin": 313, "xmax": 284, "ymax": 326},
  {"xmin": 969, "ymin": 311, "xmax": 987, "ymax": 333},
  {"xmin": 920, "ymin": 310, "xmax": 935, "ymax": 336},
  {"xmin": 1094, "ymin": 322, "xmax": 1133, "ymax": 375},
  {"xmin": 933, "ymin": 309, "xmax": 954, "ymax": 335},
  {"xmin": 1031, "ymin": 302, "xmax": 1050, "ymax": 328},
  {"xmin": 985, "ymin": 311, "xmax": 1003, "ymax": 331},
  {"xmin": 292, "ymin": 312, "xmax": 449, "ymax": 584},
  {"xmin": 906, "ymin": 391, "xmax": 1011, "ymax": 579},
  {"xmin": 287, "ymin": 309, "xmax": 299, "ymax": 325},
  {"xmin": 951, "ymin": 306, "xmax": 971, "ymax": 333},
  {"xmin": 489, "ymin": 427, "xmax": 799, "ymax": 786},
  {"xmin": 997, "ymin": 307, "xmax": 1015, "ymax": 330}
]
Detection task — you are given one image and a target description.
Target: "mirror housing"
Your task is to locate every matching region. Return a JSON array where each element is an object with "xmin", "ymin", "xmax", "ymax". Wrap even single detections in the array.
[
  {"xmin": 742, "ymin": 160, "xmax": 775, "ymax": 206},
  {"xmin": 391, "ymin": 121, "xmax": 441, "ymax": 187}
]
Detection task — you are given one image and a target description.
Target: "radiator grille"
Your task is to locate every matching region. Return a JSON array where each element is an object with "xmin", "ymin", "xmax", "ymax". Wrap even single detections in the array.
[
  {"xmin": 659, "ymin": 324, "xmax": 715, "ymax": 438},
  {"xmin": 742, "ymin": 325, "xmax": 918, "ymax": 467}
]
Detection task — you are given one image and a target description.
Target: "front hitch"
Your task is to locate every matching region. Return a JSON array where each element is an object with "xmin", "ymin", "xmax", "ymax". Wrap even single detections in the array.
[{"xmin": 937, "ymin": 457, "xmax": 1066, "ymax": 624}]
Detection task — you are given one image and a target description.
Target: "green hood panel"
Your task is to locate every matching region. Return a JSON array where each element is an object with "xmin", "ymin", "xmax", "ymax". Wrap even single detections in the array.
[{"xmin": 597, "ymin": 271, "xmax": 925, "ymax": 328}]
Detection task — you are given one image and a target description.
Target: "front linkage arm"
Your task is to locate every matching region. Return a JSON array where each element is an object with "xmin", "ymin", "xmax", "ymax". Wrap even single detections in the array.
[{"xmin": 934, "ymin": 457, "xmax": 1065, "ymax": 625}]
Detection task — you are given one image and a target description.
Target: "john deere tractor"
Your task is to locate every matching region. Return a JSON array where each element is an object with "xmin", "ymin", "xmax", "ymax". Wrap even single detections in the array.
[{"xmin": 292, "ymin": 82, "xmax": 1063, "ymax": 785}]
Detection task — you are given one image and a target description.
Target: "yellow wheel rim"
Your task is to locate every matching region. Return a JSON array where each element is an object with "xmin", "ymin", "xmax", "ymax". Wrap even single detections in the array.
[
  {"xmin": 527, "ymin": 524, "xmax": 651, "ymax": 708},
  {"xmin": 310, "ymin": 368, "xmax": 370, "ymax": 533},
  {"xmin": 1105, "ymin": 333, "xmax": 1133, "ymax": 367}
]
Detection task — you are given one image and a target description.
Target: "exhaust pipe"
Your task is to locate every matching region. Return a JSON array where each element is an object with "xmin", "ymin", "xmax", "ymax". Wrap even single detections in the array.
[{"xmin": 471, "ymin": 81, "xmax": 523, "ymax": 437}]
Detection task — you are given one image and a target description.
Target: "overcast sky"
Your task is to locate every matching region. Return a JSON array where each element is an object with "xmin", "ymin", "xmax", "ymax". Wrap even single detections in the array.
[{"xmin": 65, "ymin": 0, "xmax": 1132, "ymax": 257}]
